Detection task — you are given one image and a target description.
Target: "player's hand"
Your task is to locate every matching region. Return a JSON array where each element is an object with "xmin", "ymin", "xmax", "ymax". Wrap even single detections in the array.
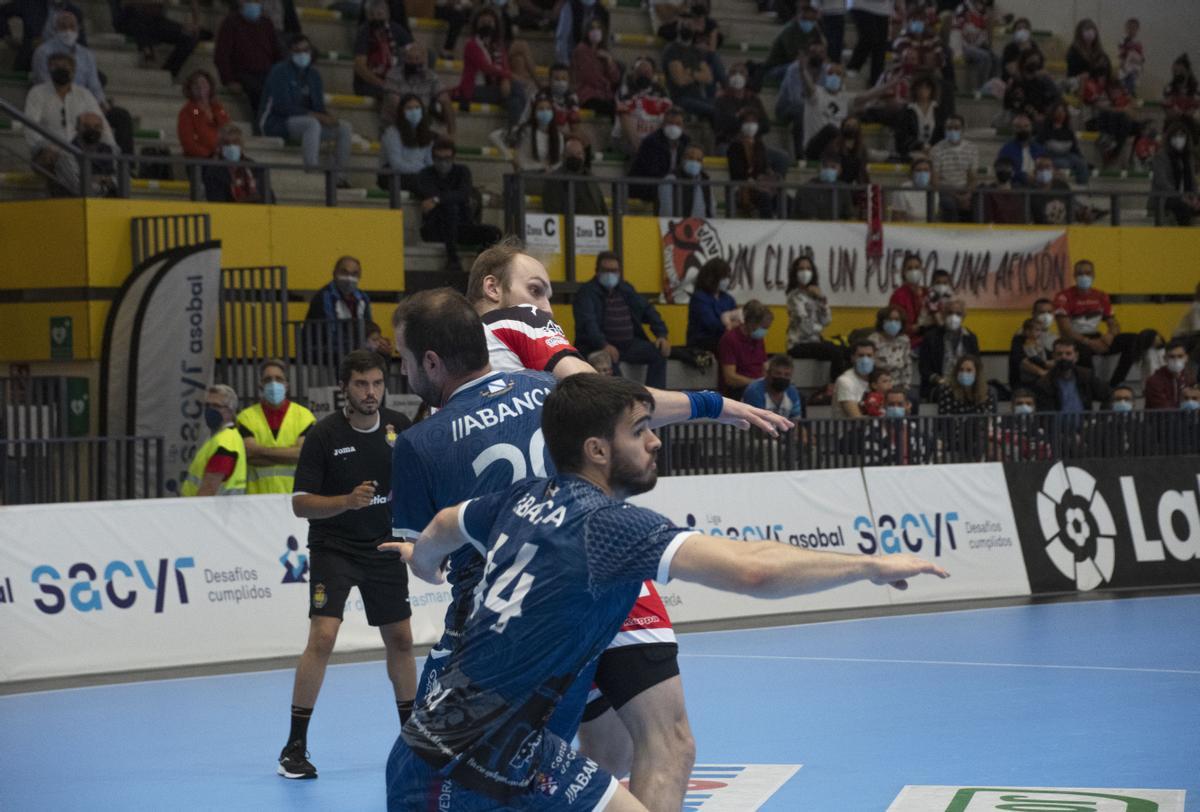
[
  {"xmin": 716, "ymin": 399, "xmax": 794, "ymax": 437},
  {"xmin": 379, "ymin": 539, "xmax": 446, "ymax": 584},
  {"xmin": 655, "ymin": 337, "xmax": 671, "ymax": 358},
  {"xmin": 344, "ymin": 480, "xmax": 376, "ymax": 510},
  {"xmin": 868, "ymin": 552, "xmax": 949, "ymax": 590}
]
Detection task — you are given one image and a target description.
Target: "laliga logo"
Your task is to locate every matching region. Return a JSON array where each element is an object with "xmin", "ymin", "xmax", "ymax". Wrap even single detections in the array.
[{"xmin": 1037, "ymin": 462, "xmax": 1116, "ymax": 591}]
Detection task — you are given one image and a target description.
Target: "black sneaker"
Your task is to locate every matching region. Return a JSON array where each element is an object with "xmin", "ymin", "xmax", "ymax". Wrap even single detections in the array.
[{"xmin": 277, "ymin": 740, "xmax": 317, "ymax": 779}]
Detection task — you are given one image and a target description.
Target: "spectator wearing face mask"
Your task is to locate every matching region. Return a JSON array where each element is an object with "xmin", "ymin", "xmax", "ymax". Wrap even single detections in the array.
[
  {"xmin": 573, "ymin": 251, "xmax": 672, "ymax": 389},
  {"xmin": 52, "ymin": 110, "xmax": 117, "ymax": 197},
  {"xmin": 869, "ymin": 305, "xmax": 914, "ymax": 395},
  {"xmin": 977, "ymin": 156, "xmax": 1024, "ymax": 224},
  {"xmin": 353, "ymin": 0, "xmax": 413, "ymax": 99},
  {"xmin": 860, "ymin": 368, "xmax": 892, "ymax": 417},
  {"xmin": 236, "ymin": 359, "xmax": 317, "ymax": 495},
  {"xmin": 1065, "ymin": 18, "xmax": 1108, "ymax": 85},
  {"xmin": 929, "ymin": 114, "xmax": 977, "ymax": 221},
  {"xmin": 864, "ymin": 388, "xmax": 934, "ymax": 465},
  {"xmin": 1116, "ymin": 18, "xmax": 1144, "ymax": 97},
  {"xmin": 382, "ymin": 44, "xmax": 457, "ymax": 138},
  {"xmin": 924, "ymin": 268, "xmax": 954, "ymax": 325},
  {"xmin": 891, "ymin": 158, "xmax": 933, "ymax": 222},
  {"xmin": 953, "ymin": 0, "xmax": 996, "ymax": 92},
  {"xmin": 615, "ymin": 57, "xmax": 673, "ymax": 152},
  {"xmin": 178, "ymin": 69, "xmax": 230, "ymax": 158},
  {"xmin": 718, "ymin": 299, "xmax": 773, "ymax": 399},
  {"xmin": 458, "ymin": 8, "xmax": 527, "ymax": 131},
  {"xmin": 742, "ymin": 355, "xmax": 806, "ymax": 422},
  {"xmin": 792, "ymin": 61, "xmax": 872, "ymax": 161},
  {"xmin": 23, "ymin": 53, "xmax": 116, "ymax": 168},
  {"xmin": 764, "ymin": 4, "xmax": 825, "ymax": 83},
  {"xmin": 1034, "ymin": 338, "xmax": 1111, "ymax": 413},
  {"xmin": 785, "ymin": 254, "xmax": 848, "ymax": 381},
  {"xmin": 415, "ymin": 138, "xmax": 503, "ymax": 273},
  {"xmin": 996, "ymin": 113, "xmax": 1045, "ymax": 186},
  {"xmin": 182, "ymin": 385, "xmax": 247, "ymax": 496},
  {"xmin": 572, "ymin": 18, "xmax": 620, "ymax": 116},
  {"xmin": 555, "ymin": 0, "xmax": 610, "ymax": 66},
  {"xmin": 919, "ymin": 299, "xmax": 978, "ymax": 397},
  {"xmin": 380, "ymin": 94, "xmax": 434, "ymax": 193},
  {"xmin": 714, "ymin": 63, "xmax": 770, "ymax": 150},
  {"xmin": 545, "ymin": 63, "xmax": 583, "ymax": 135},
  {"xmin": 1008, "ymin": 316, "xmax": 1051, "ymax": 390},
  {"xmin": 306, "ymin": 256, "xmax": 372, "ymax": 328},
  {"xmin": 1182, "ymin": 386, "xmax": 1200, "ymax": 416},
  {"xmin": 1028, "ymin": 156, "xmax": 1079, "ymax": 225},
  {"xmin": 493, "ymin": 93, "xmax": 564, "ymax": 173},
  {"xmin": 687, "ymin": 258, "xmax": 739, "ymax": 354},
  {"xmin": 542, "ymin": 135, "xmax": 607, "ymax": 215},
  {"xmin": 1080, "ymin": 55, "xmax": 1141, "ymax": 167},
  {"xmin": 1163, "ymin": 55, "xmax": 1200, "ymax": 125},
  {"xmin": 774, "ymin": 41, "xmax": 825, "ymax": 155},
  {"xmin": 894, "ymin": 73, "xmax": 943, "ymax": 161},
  {"xmin": 657, "ymin": 0, "xmax": 720, "ymax": 49},
  {"xmin": 727, "ymin": 109, "xmax": 777, "ymax": 218},
  {"xmin": 835, "ymin": 339, "xmax": 876, "ymax": 417},
  {"xmin": 1000, "ymin": 17, "xmax": 1042, "ymax": 79},
  {"xmin": 887, "ymin": 253, "xmax": 928, "ymax": 345},
  {"xmin": 1003, "ymin": 52, "xmax": 1061, "ymax": 127},
  {"xmin": 1, "ymin": 0, "xmax": 86, "ymax": 73},
  {"xmin": 630, "ymin": 108, "xmax": 690, "ymax": 204},
  {"xmin": 1144, "ymin": 340, "xmax": 1197, "ymax": 410},
  {"xmin": 659, "ymin": 143, "xmax": 714, "ymax": 217},
  {"xmin": 1037, "ymin": 102, "xmax": 1089, "ymax": 186},
  {"xmin": 663, "ymin": 9, "xmax": 723, "ymax": 121},
  {"xmin": 215, "ymin": 0, "xmax": 283, "ymax": 133},
  {"xmin": 1150, "ymin": 122, "xmax": 1200, "ymax": 226},
  {"xmin": 990, "ymin": 387, "xmax": 1053, "ymax": 462},
  {"xmin": 935, "ymin": 353, "xmax": 994, "ymax": 415},
  {"xmin": 203, "ymin": 123, "xmax": 271, "ymax": 203},
  {"xmin": 793, "ymin": 157, "xmax": 853, "ymax": 221}
]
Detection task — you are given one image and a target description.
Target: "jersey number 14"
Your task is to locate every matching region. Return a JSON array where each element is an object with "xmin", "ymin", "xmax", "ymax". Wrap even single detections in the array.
[{"xmin": 472, "ymin": 532, "xmax": 538, "ymax": 634}]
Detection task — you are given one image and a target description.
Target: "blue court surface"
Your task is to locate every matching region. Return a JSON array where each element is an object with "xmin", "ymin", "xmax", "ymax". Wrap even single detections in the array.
[{"xmin": 2, "ymin": 594, "xmax": 1197, "ymax": 810}]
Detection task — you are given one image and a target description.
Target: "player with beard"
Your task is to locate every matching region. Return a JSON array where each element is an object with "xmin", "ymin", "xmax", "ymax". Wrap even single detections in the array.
[
  {"xmin": 277, "ymin": 350, "xmax": 414, "ymax": 780},
  {"xmin": 380, "ymin": 373, "xmax": 948, "ymax": 810}
]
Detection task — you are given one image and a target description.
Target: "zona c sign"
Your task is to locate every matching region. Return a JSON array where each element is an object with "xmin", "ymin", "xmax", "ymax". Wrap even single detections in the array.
[{"xmin": 888, "ymin": 786, "xmax": 1186, "ymax": 812}]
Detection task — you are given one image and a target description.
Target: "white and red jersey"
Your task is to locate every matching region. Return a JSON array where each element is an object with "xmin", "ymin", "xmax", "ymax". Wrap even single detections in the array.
[
  {"xmin": 608, "ymin": 580, "xmax": 676, "ymax": 649},
  {"xmin": 481, "ymin": 304, "xmax": 581, "ymax": 373},
  {"xmin": 1053, "ymin": 286, "xmax": 1113, "ymax": 337}
]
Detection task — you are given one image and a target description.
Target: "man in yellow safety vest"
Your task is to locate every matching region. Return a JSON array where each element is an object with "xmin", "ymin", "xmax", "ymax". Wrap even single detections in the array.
[
  {"xmin": 181, "ymin": 384, "xmax": 247, "ymax": 496},
  {"xmin": 237, "ymin": 359, "xmax": 317, "ymax": 494}
]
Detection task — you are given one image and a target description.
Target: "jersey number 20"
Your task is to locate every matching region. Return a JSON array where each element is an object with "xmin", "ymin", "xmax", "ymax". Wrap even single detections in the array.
[{"xmin": 471, "ymin": 429, "xmax": 548, "ymax": 484}]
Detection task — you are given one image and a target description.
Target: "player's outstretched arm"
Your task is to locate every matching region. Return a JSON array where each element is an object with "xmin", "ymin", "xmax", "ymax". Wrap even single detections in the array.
[
  {"xmin": 378, "ymin": 504, "xmax": 470, "ymax": 584},
  {"xmin": 667, "ymin": 534, "xmax": 949, "ymax": 598}
]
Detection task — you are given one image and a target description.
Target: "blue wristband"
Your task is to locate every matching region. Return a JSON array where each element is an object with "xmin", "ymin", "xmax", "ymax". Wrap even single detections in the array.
[{"xmin": 686, "ymin": 390, "xmax": 724, "ymax": 420}]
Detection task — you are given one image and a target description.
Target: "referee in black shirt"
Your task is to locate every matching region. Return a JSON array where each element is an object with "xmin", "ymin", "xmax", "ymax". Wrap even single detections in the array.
[{"xmin": 279, "ymin": 350, "xmax": 414, "ymax": 780}]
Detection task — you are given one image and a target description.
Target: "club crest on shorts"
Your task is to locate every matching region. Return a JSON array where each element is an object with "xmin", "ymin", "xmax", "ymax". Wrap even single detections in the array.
[
  {"xmin": 534, "ymin": 771, "xmax": 558, "ymax": 797},
  {"xmin": 312, "ymin": 583, "xmax": 327, "ymax": 609}
]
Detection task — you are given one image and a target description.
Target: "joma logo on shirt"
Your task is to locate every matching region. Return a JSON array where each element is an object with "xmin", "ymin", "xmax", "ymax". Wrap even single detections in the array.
[{"xmin": 333, "ymin": 446, "xmax": 356, "ymax": 456}]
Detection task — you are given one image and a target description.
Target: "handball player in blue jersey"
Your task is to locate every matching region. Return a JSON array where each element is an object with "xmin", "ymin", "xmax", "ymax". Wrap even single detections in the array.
[{"xmin": 380, "ymin": 373, "xmax": 948, "ymax": 810}]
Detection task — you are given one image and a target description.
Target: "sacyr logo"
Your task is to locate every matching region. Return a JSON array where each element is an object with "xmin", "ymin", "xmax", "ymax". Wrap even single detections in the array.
[
  {"xmin": 280, "ymin": 535, "xmax": 309, "ymax": 584},
  {"xmin": 32, "ymin": 557, "xmax": 195, "ymax": 614},
  {"xmin": 1037, "ymin": 462, "xmax": 1117, "ymax": 591}
]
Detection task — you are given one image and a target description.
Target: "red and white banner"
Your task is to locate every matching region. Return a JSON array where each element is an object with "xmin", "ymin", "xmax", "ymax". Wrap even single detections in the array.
[{"xmin": 658, "ymin": 218, "xmax": 1069, "ymax": 309}]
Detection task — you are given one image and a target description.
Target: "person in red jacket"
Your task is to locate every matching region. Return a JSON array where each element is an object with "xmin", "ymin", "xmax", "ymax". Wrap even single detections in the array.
[
  {"xmin": 214, "ymin": 0, "xmax": 283, "ymax": 132},
  {"xmin": 1145, "ymin": 340, "xmax": 1197, "ymax": 409},
  {"xmin": 455, "ymin": 7, "xmax": 526, "ymax": 131},
  {"xmin": 177, "ymin": 70, "xmax": 231, "ymax": 158},
  {"xmin": 888, "ymin": 252, "xmax": 930, "ymax": 348}
]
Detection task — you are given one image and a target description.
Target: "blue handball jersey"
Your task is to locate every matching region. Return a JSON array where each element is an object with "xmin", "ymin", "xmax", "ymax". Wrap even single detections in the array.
[
  {"xmin": 391, "ymin": 370, "xmax": 557, "ymax": 638},
  {"xmin": 402, "ymin": 475, "xmax": 691, "ymax": 801}
]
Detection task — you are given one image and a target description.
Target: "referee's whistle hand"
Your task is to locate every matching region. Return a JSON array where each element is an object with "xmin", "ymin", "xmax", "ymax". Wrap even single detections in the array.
[{"xmin": 344, "ymin": 481, "xmax": 377, "ymax": 510}]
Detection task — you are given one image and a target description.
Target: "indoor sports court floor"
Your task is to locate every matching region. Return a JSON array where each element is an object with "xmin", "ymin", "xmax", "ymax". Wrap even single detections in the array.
[{"xmin": 2, "ymin": 593, "xmax": 1197, "ymax": 810}]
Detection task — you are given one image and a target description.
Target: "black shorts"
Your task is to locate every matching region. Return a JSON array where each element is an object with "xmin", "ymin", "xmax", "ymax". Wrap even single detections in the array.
[
  {"xmin": 580, "ymin": 642, "xmax": 680, "ymax": 723},
  {"xmin": 309, "ymin": 546, "xmax": 411, "ymax": 626}
]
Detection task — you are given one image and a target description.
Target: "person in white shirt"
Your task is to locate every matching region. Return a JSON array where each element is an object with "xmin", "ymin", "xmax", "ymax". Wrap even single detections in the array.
[
  {"xmin": 835, "ymin": 339, "xmax": 877, "ymax": 417},
  {"xmin": 891, "ymin": 157, "xmax": 932, "ymax": 222},
  {"xmin": 23, "ymin": 53, "xmax": 116, "ymax": 166}
]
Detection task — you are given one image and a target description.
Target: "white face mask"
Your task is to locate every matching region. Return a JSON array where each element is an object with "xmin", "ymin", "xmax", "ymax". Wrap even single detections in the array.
[
  {"xmin": 588, "ymin": 28, "xmax": 603, "ymax": 44},
  {"xmin": 663, "ymin": 124, "xmax": 683, "ymax": 141},
  {"xmin": 1036, "ymin": 312, "xmax": 1054, "ymax": 329},
  {"xmin": 933, "ymin": 283, "xmax": 951, "ymax": 297},
  {"xmin": 1014, "ymin": 28, "xmax": 1031, "ymax": 43},
  {"xmin": 905, "ymin": 269, "xmax": 923, "ymax": 285},
  {"xmin": 1171, "ymin": 135, "xmax": 1188, "ymax": 152},
  {"xmin": 728, "ymin": 73, "xmax": 746, "ymax": 90},
  {"xmin": 946, "ymin": 313, "xmax": 964, "ymax": 330},
  {"xmin": 1167, "ymin": 358, "xmax": 1187, "ymax": 374},
  {"xmin": 741, "ymin": 122, "xmax": 759, "ymax": 138},
  {"xmin": 57, "ymin": 29, "xmax": 78, "ymax": 47},
  {"xmin": 797, "ymin": 270, "xmax": 813, "ymax": 286}
]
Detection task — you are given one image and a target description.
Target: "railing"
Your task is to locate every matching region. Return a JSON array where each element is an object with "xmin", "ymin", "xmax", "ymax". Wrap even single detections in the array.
[
  {"xmin": 217, "ymin": 266, "xmax": 290, "ymax": 403},
  {"xmin": 0, "ymin": 375, "xmax": 75, "ymax": 439},
  {"xmin": 654, "ymin": 410, "xmax": 1200, "ymax": 476},
  {"xmin": 1, "ymin": 436, "xmax": 164, "ymax": 505}
]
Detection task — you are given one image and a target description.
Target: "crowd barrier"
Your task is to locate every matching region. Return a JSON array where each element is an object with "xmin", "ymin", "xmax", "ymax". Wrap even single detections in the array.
[{"xmin": 1, "ymin": 456, "xmax": 1198, "ymax": 683}]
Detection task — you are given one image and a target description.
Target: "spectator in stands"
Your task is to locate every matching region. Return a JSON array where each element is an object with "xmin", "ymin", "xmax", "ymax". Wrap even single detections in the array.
[
  {"xmin": 546, "ymin": 62, "xmax": 583, "ymax": 137},
  {"xmin": 1038, "ymin": 102, "xmax": 1089, "ymax": 186},
  {"xmin": 1008, "ymin": 316, "xmax": 1050, "ymax": 391},
  {"xmin": 978, "ymin": 155, "xmax": 1025, "ymax": 224},
  {"xmin": 2, "ymin": 0, "xmax": 85, "ymax": 72},
  {"xmin": 555, "ymin": 0, "xmax": 610, "ymax": 66},
  {"xmin": 383, "ymin": 44, "xmax": 456, "ymax": 138},
  {"xmin": 1011, "ymin": 388, "xmax": 1037, "ymax": 416},
  {"xmin": 919, "ymin": 300, "xmax": 979, "ymax": 397},
  {"xmin": 587, "ymin": 349, "xmax": 614, "ymax": 376},
  {"xmin": 615, "ymin": 57, "xmax": 673, "ymax": 152},
  {"xmin": 743, "ymin": 354, "xmax": 806, "ymax": 422},
  {"xmin": 827, "ymin": 115, "xmax": 870, "ymax": 184},
  {"xmin": 792, "ymin": 156, "xmax": 853, "ymax": 221},
  {"xmin": 182, "ymin": 385, "xmax": 246, "ymax": 496},
  {"xmin": 894, "ymin": 72, "xmax": 943, "ymax": 161},
  {"xmin": 32, "ymin": 11, "xmax": 133, "ymax": 155},
  {"xmin": 1184, "ymin": 387, "xmax": 1200, "ymax": 412},
  {"xmin": 178, "ymin": 70, "xmax": 230, "ymax": 158},
  {"xmin": 203, "ymin": 123, "xmax": 270, "ymax": 203},
  {"xmin": 52, "ymin": 110, "xmax": 117, "ymax": 197},
  {"xmin": 989, "ymin": 386, "xmax": 1053, "ymax": 461},
  {"xmin": 728, "ymin": 109, "xmax": 778, "ymax": 218},
  {"xmin": 1035, "ymin": 337, "xmax": 1110, "ymax": 413},
  {"xmin": 1032, "ymin": 297, "xmax": 1058, "ymax": 349},
  {"xmin": 363, "ymin": 320, "xmax": 393, "ymax": 356},
  {"xmin": 112, "ymin": 0, "xmax": 199, "ymax": 77},
  {"xmin": 925, "ymin": 267, "xmax": 954, "ymax": 326},
  {"xmin": 458, "ymin": 7, "xmax": 527, "ymax": 132},
  {"xmin": 1117, "ymin": 18, "xmax": 1144, "ymax": 97},
  {"xmin": 869, "ymin": 305, "xmax": 914, "ymax": 398},
  {"xmin": 353, "ymin": 0, "xmax": 412, "ymax": 99},
  {"xmin": 714, "ymin": 63, "xmax": 771, "ymax": 150},
  {"xmin": 1150, "ymin": 120, "xmax": 1200, "ymax": 226},
  {"xmin": 860, "ymin": 368, "xmax": 891, "ymax": 417},
  {"xmin": 380, "ymin": 94, "xmax": 435, "ymax": 192},
  {"xmin": 543, "ymin": 134, "xmax": 607, "ymax": 215},
  {"xmin": 261, "ymin": 36, "xmax": 354, "ymax": 184},
  {"xmin": 1175, "ymin": 282, "xmax": 1200, "ymax": 358},
  {"xmin": 1144, "ymin": 340, "xmax": 1197, "ymax": 410},
  {"xmin": 775, "ymin": 41, "xmax": 826, "ymax": 156},
  {"xmin": 835, "ymin": 339, "xmax": 875, "ymax": 417},
  {"xmin": 573, "ymin": 251, "xmax": 672, "ymax": 389},
  {"xmin": 764, "ymin": 4, "xmax": 824, "ymax": 83},
  {"xmin": 1055, "ymin": 260, "xmax": 1160, "ymax": 388},
  {"xmin": 306, "ymin": 256, "xmax": 372, "ymax": 324},
  {"xmin": 1002, "ymin": 52, "xmax": 1061, "ymax": 126},
  {"xmin": 1000, "ymin": 17, "xmax": 1041, "ymax": 83},
  {"xmin": 936, "ymin": 353, "xmax": 994, "ymax": 415},
  {"xmin": 953, "ymin": 0, "xmax": 996, "ymax": 92},
  {"xmin": 215, "ymin": 0, "xmax": 283, "ymax": 131},
  {"xmin": 891, "ymin": 157, "xmax": 933, "ymax": 222},
  {"xmin": 23, "ymin": 53, "xmax": 116, "ymax": 166},
  {"xmin": 629, "ymin": 107, "xmax": 689, "ymax": 204},
  {"xmin": 663, "ymin": 10, "xmax": 720, "ymax": 122},
  {"xmin": 718, "ymin": 299, "xmax": 772, "ymax": 399},
  {"xmin": 658, "ymin": 143, "xmax": 715, "ymax": 217},
  {"xmin": 864, "ymin": 388, "xmax": 933, "ymax": 465},
  {"xmin": 415, "ymin": 138, "xmax": 503, "ymax": 273},
  {"xmin": 236, "ymin": 359, "xmax": 317, "ymax": 495},
  {"xmin": 1028, "ymin": 156, "xmax": 1077, "ymax": 225},
  {"xmin": 572, "ymin": 17, "xmax": 620, "ymax": 116},
  {"xmin": 494, "ymin": 93, "xmax": 564, "ymax": 172},
  {"xmin": 1065, "ymin": 18, "xmax": 1108, "ymax": 85},
  {"xmin": 1080, "ymin": 56, "xmax": 1141, "ymax": 167},
  {"xmin": 432, "ymin": 0, "xmax": 473, "ymax": 60},
  {"xmin": 687, "ymin": 257, "xmax": 738, "ymax": 354},
  {"xmin": 658, "ymin": 0, "xmax": 720, "ymax": 49},
  {"xmin": 793, "ymin": 61, "xmax": 861, "ymax": 161},
  {"xmin": 997, "ymin": 113, "xmax": 1044, "ymax": 186},
  {"xmin": 930, "ymin": 113, "xmax": 977, "ymax": 222},
  {"xmin": 888, "ymin": 252, "xmax": 928, "ymax": 346},
  {"xmin": 785, "ymin": 254, "xmax": 847, "ymax": 380},
  {"xmin": 846, "ymin": 0, "xmax": 891, "ymax": 85},
  {"xmin": 1164, "ymin": 55, "xmax": 1200, "ymax": 128}
]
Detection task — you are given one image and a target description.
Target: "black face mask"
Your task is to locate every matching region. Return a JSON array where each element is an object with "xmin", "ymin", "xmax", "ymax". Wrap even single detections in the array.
[
  {"xmin": 768, "ymin": 377, "xmax": 790, "ymax": 393},
  {"xmin": 633, "ymin": 75, "xmax": 651, "ymax": 91},
  {"xmin": 995, "ymin": 168, "xmax": 1013, "ymax": 183},
  {"xmin": 678, "ymin": 28, "xmax": 693, "ymax": 43},
  {"xmin": 563, "ymin": 156, "xmax": 585, "ymax": 173},
  {"xmin": 403, "ymin": 63, "xmax": 421, "ymax": 77},
  {"xmin": 50, "ymin": 67, "xmax": 71, "ymax": 86},
  {"xmin": 477, "ymin": 24, "xmax": 494, "ymax": 38},
  {"xmin": 80, "ymin": 128, "xmax": 101, "ymax": 145},
  {"xmin": 371, "ymin": 19, "xmax": 386, "ymax": 28},
  {"xmin": 1055, "ymin": 359, "xmax": 1076, "ymax": 377},
  {"xmin": 1015, "ymin": 130, "xmax": 1032, "ymax": 143}
]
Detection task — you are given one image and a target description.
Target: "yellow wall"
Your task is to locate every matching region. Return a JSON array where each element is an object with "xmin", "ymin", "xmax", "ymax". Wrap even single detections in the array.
[{"xmin": 0, "ymin": 199, "xmax": 404, "ymax": 362}]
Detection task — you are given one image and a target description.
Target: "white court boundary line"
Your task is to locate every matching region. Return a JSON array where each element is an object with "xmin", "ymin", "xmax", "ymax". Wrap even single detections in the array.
[
  {"xmin": 3, "ymin": 593, "xmax": 1197, "ymax": 698},
  {"xmin": 677, "ymin": 653, "xmax": 1200, "ymax": 677}
]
